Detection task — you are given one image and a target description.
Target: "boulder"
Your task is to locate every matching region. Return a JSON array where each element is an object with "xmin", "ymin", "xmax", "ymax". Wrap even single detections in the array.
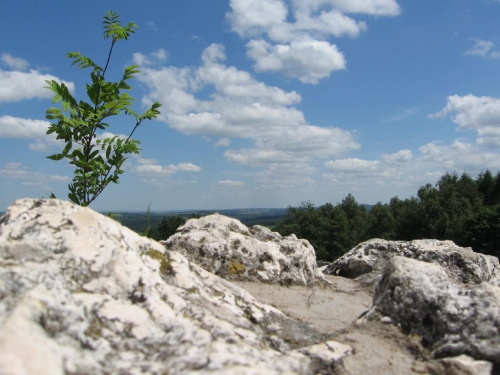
[
  {"xmin": 370, "ymin": 256, "xmax": 500, "ymax": 367},
  {"xmin": 323, "ymin": 238, "xmax": 500, "ymax": 286},
  {"xmin": 163, "ymin": 214, "xmax": 324, "ymax": 285},
  {"xmin": 0, "ymin": 198, "xmax": 350, "ymax": 375}
]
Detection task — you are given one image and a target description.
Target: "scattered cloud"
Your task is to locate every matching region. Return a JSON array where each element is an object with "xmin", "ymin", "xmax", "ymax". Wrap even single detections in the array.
[
  {"xmin": 464, "ymin": 38, "xmax": 500, "ymax": 59},
  {"xmin": 227, "ymin": 0, "xmax": 400, "ymax": 83},
  {"xmin": 325, "ymin": 157, "xmax": 380, "ymax": 172},
  {"xmin": 0, "ymin": 68, "xmax": 74, "ymax": 102},
  {"xmin": 132, "ymin": 49, "xmax": 168, "ymax": 66},
  {"xmin": 0, "ymin": 115, "xmax": 49, "ymax": 138},
  {"xmin": 382, "ymin": 149, "xmax": 413, "ymax": 164},
  {"xmin": 136, "ymin": 43, "xmax": 359, "ymax": 174},
  {"xmin": 418, "ymin": 140, "xmax": 500, "ymax": 170},
  {"xmin": 430, "ymin": 94, "xmax": 500, "ymax": 147},
  {"xmin": 0, "ymin": 162, "xmax": 69, "ymax": 184},
  {"xmin": 217, "ymin": 180, "xmax": 245, "ymax": 187},
  {"xmin": 134, "ymin": 158, "xmax": 202, "ymax": 176},
  {"xmin": 1, "ymin": 53, "xmax": 29, "ymax": 70},
  {"xmin": 246, "ymin": 38, "xmax": 346, "ymax": 83},
  {"xmin": 0, "ymin": 115, "xmax": 63, "ymax": 151}
]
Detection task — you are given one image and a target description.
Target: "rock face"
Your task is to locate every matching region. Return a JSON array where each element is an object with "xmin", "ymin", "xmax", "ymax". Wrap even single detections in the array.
[
  {"xmin": 371, "ymin": 256, "xmax": 500, "ymax": 367},
  {"xmin": 0, "ymin": 199, "xmax": 349, "ymax": 375},
  {"xmin": 323, "ymin": 238, "xmax": 500, "ymax": 286},
  {"xmin": 164, "ymin": 214, "xmax": 324, "ymax": 286}
]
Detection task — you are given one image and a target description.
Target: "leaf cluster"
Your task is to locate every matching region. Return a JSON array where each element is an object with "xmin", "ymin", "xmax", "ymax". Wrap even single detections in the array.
[{"xmin": 45, "ymin": 11, "xmax": 161, "ymax": 206}]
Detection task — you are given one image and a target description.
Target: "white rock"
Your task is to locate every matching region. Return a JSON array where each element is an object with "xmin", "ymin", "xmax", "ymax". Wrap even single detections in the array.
[
  {"xmin": 428, "ymin": 354, "xmax": 493, "ymax": 375},
  {"xmin": 0, "ymin": 198, "xmax": 349, "ymax": 374},
  {"xmin": 163, "ymin": 214, "xmax": 324, "ymax": 285},
  {"xmin": 372, "ymin": 256, "xmax": 500, "ymax": 367},
  {"xmin": 323, "ymin": 238, "xmax": 500, "ymax": 286}
]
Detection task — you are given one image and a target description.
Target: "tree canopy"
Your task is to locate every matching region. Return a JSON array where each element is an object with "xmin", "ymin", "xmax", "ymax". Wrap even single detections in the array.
[{"xmin": 275, "ymin": 170, "xmax": 500, "ymax": 261}]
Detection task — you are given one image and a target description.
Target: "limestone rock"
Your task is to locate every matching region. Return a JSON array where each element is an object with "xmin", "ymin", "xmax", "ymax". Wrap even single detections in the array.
[
  {"xmin": 323, "ymin": 238, "xmax": 500, "ymax": 286},
  {"xmin": 427, "ymin": 355, "xmax": 493, "ymax": 375},
  {"xmin": 0, "ymin": 198, "xmax": 349, "ymax": 375},
  {"xmin": 371, "ymin": 256, "xmax": 500, "ymax": 367},
  {"xmin": 163, "ymin": 214, "xmax": 324, "ymax": 285}
]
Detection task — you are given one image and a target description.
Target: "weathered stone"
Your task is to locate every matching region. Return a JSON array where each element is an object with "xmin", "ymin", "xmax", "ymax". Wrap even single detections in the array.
[
  {"xmin": 0, "ymin": 198, "xmax": 349, "ymax": 375},
  {"xmin": 427, "ymin": 354, "xmax": 493, "ymax": 375},
  {"xmin": 371, "ymin": 256, "xmax": 500, "ymax": 367},
  {"xmin": 163, "ymin": 214, "xmax": 324, "ymax": 285},
  {"xmin": 323, "ymin": 238, "xmax": 500, "ymax": 286}
]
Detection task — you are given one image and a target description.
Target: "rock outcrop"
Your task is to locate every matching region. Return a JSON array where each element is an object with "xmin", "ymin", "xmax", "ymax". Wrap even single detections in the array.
[
  {"xmin": 163, "ymin": 214, "xmax": 324, "ymax": 285},
  {"xmin": 0, "ymin": 199, "xmax": 349, "ymax": 375},
  {"xmin": 323, "ymin": 238, "xmax": 500, "ymax": 286},
  {"xmin": 370, "ymin": 256, "xmax": 500, "ymax": 367}
]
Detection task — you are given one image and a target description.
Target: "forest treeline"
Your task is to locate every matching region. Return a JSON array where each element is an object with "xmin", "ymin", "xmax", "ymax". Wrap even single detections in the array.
[{"xmin": 274, "ymin": 170, "xmax": 500, "ymax": 261}]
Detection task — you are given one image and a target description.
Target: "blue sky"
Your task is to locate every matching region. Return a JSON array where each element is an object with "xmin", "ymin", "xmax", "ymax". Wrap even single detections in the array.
[{"xmin": 1, "ymin": 0, "xmax": 500, "ymax": 211}]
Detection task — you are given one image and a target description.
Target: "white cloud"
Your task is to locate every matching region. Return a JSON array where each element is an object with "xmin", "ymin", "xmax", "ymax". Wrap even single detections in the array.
[
  {"xmin": 382, "ymin": 149, "xmax": 413, "ymax": 164},
  {"xmin": 0, "ymin": 162, "xmax": 69, "ymax": 182},
  {"xmin": 430, "ymin": 94, "xmax": 500, "ymax": 147},
  {"xmin": 227, "ymin": 0, "xmax": 289, "ymax": 38},
  {"xmin": 297, "ymin": 0, "xmax": 401, "ymax": 16},
  {"xmin": 134, "ymin": 160, "xmax": 201, "ymax": 176},
  {"xmin": 0, "ymin": 69, "xmax": 74, "ymax": 102},
  {"xmin": 418, "ymin": 140, "xmax": 500, "ymax": 170},
  {"xmin": 246, "ymin": 38, "xmax": 346, "ymax": 83},
  {"xmin": 132, "ymin": 49, "xmax": 168, "ymax": 66},
  {"xmin": 217, "ymin": 180, "xmax": 245, "ymax": 187},
  {"xmin": 0, "ymin": 115, "xmax": 49, "ymax": 138},
  {"xmin": 1, "ymin": 53, "xmax": 29, "ymax": 70},
  {"xmin": 465, "ymin": 38, "xmax": 500, "ymax": 59},
  {"xmin": 227, "ymin": 0, "xmax": 401, "ymax": 83},
  {"xmin": 137, "ymin": 43, "xmax": 359, "ymax": 168},
  {"xmin": 325, "ymin": 158, "xmax": 380, "ymax": 171}
]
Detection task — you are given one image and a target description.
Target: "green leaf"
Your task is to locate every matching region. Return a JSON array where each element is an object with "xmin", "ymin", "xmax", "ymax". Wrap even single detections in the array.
[{"xmin": 47, "ymin": 154, "xmax": 65, "ymax": 161}]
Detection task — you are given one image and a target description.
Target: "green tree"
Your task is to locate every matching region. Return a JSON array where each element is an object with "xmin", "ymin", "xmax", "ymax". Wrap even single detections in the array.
[
  {"xmin": 45, "ymin": 11, "xmax": 161, "ymax": 206},
  {"xmin": 340, "ymin": 194, "xmax": 368, "ymax": 246},
  {"xmin": 149, "ymin": 216, "xmax": 186, "ymax": 241},
  {"xmin": 365, "ymin": 202, "xmax": 395, "ymax": 239},
  {"xmin": 478, "ymin": 169, "xmax": 496, "ymax": 205}
]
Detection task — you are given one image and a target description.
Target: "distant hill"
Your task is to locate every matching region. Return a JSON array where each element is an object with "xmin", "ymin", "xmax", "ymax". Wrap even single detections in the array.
[{"xmin": 109, "ymin": 208, "xmax": 288, "ymax": 234}]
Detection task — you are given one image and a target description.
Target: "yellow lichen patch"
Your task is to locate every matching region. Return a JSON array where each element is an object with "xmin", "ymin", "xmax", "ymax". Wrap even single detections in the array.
[
  {"xmin": 227, "ymin": 261, "xmax": 246, "ymax": 275},
  {"xmin": 146, "ymin": 248, "xmax": 174, "ymax": 276}
]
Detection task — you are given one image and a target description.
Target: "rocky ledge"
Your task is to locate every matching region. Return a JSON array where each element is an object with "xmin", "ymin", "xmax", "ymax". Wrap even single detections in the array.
[
  {"xmin": 163, "ymin": 213, "xmax": 324, "ymax": 286},
  {"xmin": 0, "ymin": 199, "xmax": 349, "ymax": 374},
  {"xmin": 0, "ymin": 199, "xmax": 499, "ymax": 374}
]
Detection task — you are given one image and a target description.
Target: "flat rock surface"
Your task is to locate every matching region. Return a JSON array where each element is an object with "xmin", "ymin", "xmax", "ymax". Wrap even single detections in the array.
[
  {"xmin": 235, "ymin": 275, "xmax": 433, "ymax": 375},
  {"xmin": 234, "ymin": 275, "xmax": 372, "ymax": 333}
]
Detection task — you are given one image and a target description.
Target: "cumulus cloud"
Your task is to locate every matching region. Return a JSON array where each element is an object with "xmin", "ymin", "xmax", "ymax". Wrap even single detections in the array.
[
  {"xmin": 382, "ymin": 149, "xmax": 413, "ymax": 164},
  {"xmin": 419, "ymin": 140, "xmax": 500, "ymax": 170},
  {"xmin": 246, "ymin": 38, "xmax": 346, "ymax": 83},
  {"xmin": 0, "ymin": 162, "xmax": 69, "ymax": 183},
  {"xmin": 137, "ymin": 43, "xmax": 359, "ymax": 170},
  {"xmin": 0, "ymin": 115, "xmax": 49, "ymax": 138},
  {"xmin": 134, "ymin": 158, "xmax": 202, "ymax": 176},
  {"xmin": 132, "ymin": 49, "xmax": 167, "ymax": 66},
  {"xmin": 217, "ymin": 180, "xmax": 245, "ymax": 187},
  {"xmin": 1, "ymin": 53, "xmax": 29, "ymax": 70},
  {"xmin": 227, "ymin": 0, "xmax": 400, "ymax": 83},
  {"xmin": 0, "ymin": 68, "xmax": 74, "ymax": 102},
  {"xmin": 465, "ymin": 38, "xmax": 500, "ymax": 59},
  {"xmin": 430, "ymin": 94, "xmax": 500, "ymax": 147},
  {"xmin": 325, "ymin": 157, "xmax": 380, "ymax": 171},
  {"xmin": 0, "ymin": 115, "xmax": 63, "ymax": 151}
]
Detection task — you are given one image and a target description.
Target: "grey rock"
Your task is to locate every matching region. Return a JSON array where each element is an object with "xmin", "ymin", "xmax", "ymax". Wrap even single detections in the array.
[
  {"xmin": 371, "ymin": 256, "xmax": 500, "ymax": 367},
  {"xmin": 427, "ymin": 354, "xmax": 493, "ymax": 375},
  {"xmin": 0, "ymin": 198, "xmax": 350, "ymax": 375},
  {"xmin": 163, "ymin": 214, "xmax": 324, "ymax": 285},
  {"xmin": 323, "ymin": 238, "xmax": 500, "ymax": 286}
]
